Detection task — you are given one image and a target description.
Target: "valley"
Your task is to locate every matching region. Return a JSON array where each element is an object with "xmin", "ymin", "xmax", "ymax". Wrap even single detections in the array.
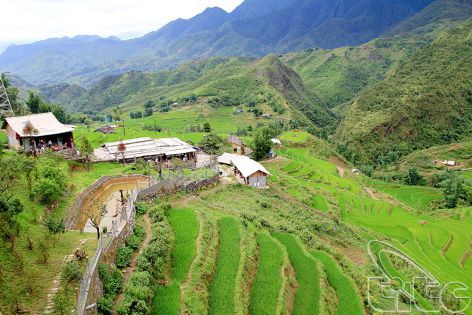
[{"xmin": 1, "ymin": 0, "xmax": 472, "ymax": 314}]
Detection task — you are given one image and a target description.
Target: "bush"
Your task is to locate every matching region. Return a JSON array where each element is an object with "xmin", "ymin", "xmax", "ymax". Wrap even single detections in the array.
[
  {"xmin": 135, "ymin": 202, "xmax": 148, "ymax": 216},
  {"xmin": 117, "ymin": 272, "xmax": 153, "ymax": 315},
  {"xmin": 31, "ymin": 178, "xmax": 66, "ymax": 204},
  {"xmin": 97, "ymin": 296, "xmax": 113, "ymax": 315},
  {"xmin": 126, "ymin": 234, "xmax": 141, "ymax": 250},
  {"xmin": 116, "ymin": 246, "xmax": 133, "ymax": 269},
  {"xmin": 62, "ymin": 261, "xmax": 82, "ymax": 285},
  {"xmin": 133, "ymin": 224, "xmax": 145, "ymax": 239},
  {"xmin": 31, "ymin": 159, "xmax": 67, "ymax": 204}
]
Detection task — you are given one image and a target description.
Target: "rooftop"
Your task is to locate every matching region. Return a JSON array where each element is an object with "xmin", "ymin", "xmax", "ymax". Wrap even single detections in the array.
[
  {"xmin": 94, "ymin": 137, "xmax": 196, "ymax": 161},
  {"xmin": 218, "ymin": 153, "xmax": 270, "ymax": 178},
  {"xmin": 2, "ymin": 112, "xmax": 74, "ymax": 137}
]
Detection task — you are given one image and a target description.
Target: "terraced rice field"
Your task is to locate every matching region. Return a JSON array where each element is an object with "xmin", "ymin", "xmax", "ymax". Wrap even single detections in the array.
[
  {"xmin": 273, "ymin": 233, "xmax": 321, "ymax": 315},
  {"xmin": 266, "ymin": 148, "xmax": 472, "ymax": 313},
  {"xmin": 153, "ymin": 208, "xmax": 199, "ymax": 315},
  {"xmin": 250, "ymin": 233, "xmax": 286, "ymax": 315},
  {"xmin": 311, "ymin": 251, "xmax": 363, "ymax": 315},
  {"xmin": 209, "ymin": 217, "xmax": 241, "ymax": 315},
  {"xmin": 370, "ymin": 180, "xmax": 442, "ymax": 211}
]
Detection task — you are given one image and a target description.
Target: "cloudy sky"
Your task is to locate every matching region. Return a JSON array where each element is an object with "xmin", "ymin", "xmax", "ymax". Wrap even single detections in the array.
[{"xmin": 1, "ymin": 0, "xmax": 244, "ymax": 52}]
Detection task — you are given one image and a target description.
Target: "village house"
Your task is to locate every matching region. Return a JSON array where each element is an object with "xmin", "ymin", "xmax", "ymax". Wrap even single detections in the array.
[
  {"xmin": 1, "ymin": 112, "xmax": 75, "ymax": 152},
  {"xmin": 93, "ymin": 137, "xmax": 197, "ymax": 166},
  {"xmin": 218, "ymin": 153, "xmax": 270, "ymax": 187},
  {"xmin": 95, "ymin": 125, "xmax": 116, "ymax": 134},
  {"xmin": 228, "ymin": 135, "xmax": 245, "ymax": 155}
]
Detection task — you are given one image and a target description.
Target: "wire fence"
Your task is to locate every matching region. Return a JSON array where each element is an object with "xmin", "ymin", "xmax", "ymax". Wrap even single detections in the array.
[{"xmin": 77, "ymin": 188, "xmax": 138, "ymax": 315}]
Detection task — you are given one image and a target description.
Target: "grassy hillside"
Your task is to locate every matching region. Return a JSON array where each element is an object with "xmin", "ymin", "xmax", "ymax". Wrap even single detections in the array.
[
  {"xmin": 377, "ymin": 138, "xmax": 472, "ymax": 178},
  {"xmin": 66, "ymin": 55, "xmax": 334, "ymax": 132},
  {"xmin": 335, "ymin": 20, "xmax": 472, "ymax": 165}
]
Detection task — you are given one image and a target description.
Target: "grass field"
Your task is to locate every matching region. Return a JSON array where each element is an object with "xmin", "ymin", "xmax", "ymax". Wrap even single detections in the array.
[
  {"xmin": 74, "ymin": 105, "xmax": 259, "ymax": 148},
  {"xmin": 152, "ymin": 208, "xmax": 199, "ymax": 315},
  {"xmin": 273, "ymin": 233, "xmax": 321, "ymax": 315},
  {"xmin": 250, "ymin": 233, "xmax": 285, "ymax": 315},
  {"xmin": 209, "ymin": 217, "xmax": 241, "ymax": 315},
  {"xmin": 311, "ymin": 250, "xmax": 363, "ymax": 315}
]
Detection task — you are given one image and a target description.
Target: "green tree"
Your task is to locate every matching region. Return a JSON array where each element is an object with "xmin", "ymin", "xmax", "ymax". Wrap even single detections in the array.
[
  {"xmin": 253, "ymin": 126, "xmax": 276, "ymax": 160},
  {"xmin": 440, "ymin": 172, "xmax": 465, "ymax": 208},
  {"xmin": 26, "ymin": 92, "xmax": 42, "ymax": 114},
  {"xmin": 79, "ymin": 136, "xmax": 94, "ymax": 171},
  {"xmin": 203, "ymin": 122, "xmax": 211, "ymax": 133},
  {"xmin": 404, "ymin": 168, "xmax": 425, "ymax": 186},
  {"xmin": 20, "ymin": 155, "xmax": 37, "ymax": 196},
  {"xmin": 0, "ymin": 155, "xmax": 24, "ymax": 197},
  {"xmin": 144, "ymin": 107, "xmax": 153, "ymax": 117},
  {"xmin": 199, "ymin": 133, "xmax": 225, "ymax": 155},
  {"xmin": 112, "ymin": 106, "xmax": 122, "ymax": 122},
  {"xmin": 45, "ymin": 216, "xmax": 65, "ymax": 244},
  {"xmin": 144, "ymin": 100, "xmax": 155, "ymax": 108},
  {"xmin": 0, "ymin": 194, "xmax": 24, "ymax": 248}
]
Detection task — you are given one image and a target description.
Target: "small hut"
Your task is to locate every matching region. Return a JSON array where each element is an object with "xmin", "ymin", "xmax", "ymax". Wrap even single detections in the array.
[{"xmin": 231, "ymin": 155, "xmax": 270, "ymax": 187}]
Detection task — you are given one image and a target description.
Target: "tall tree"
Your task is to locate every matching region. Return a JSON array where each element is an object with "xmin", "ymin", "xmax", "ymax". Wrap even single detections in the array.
[
  {"xmin": 26, "ymin": 92, "xmax": 42, "ymax": 114},
  {"xmin": 253, "ymin": 126, "xmax": 276, "ymax": 160}
]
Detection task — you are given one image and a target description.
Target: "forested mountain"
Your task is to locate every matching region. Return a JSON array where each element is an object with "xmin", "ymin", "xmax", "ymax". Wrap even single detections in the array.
[
  {"xmin": 334, "ymin": 21, "xmax": 472, "ymax": 165},
  {"xmin": 0, "ymin": 0, "xmax": 433, "ymax": 86}
]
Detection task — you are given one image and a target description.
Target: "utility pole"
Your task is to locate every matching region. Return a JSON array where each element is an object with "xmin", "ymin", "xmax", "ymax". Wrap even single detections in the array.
[{"xmin": 0, "ymin": 75, "xmax": 14, "ymax": 118}]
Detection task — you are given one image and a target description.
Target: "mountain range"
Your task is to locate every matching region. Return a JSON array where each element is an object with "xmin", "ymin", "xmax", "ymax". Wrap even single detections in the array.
[{"xmin": 0, "ymin": 0, "xmax": 434, "ymax": 86}]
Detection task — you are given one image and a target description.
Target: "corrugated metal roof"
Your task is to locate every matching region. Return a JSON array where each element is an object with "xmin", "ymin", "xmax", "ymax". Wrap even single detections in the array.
[
  {"xmin": 94, "ymin": 137, "xmax": 196, "ymax": 162},
  {"xmin": 219, "ymin": 153, "xmax": 270, "ymax": 177},
  {"xmin": 3, "ymin": 112, "xmax": 74, "ymax": 137}
]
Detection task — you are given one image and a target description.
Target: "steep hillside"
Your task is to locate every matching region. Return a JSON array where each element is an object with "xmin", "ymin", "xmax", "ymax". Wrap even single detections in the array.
[
  {"xmin": 71, "ymin": 55, "xmax": 334, "ymax": 129},
  {"xmin": 335, "ymin": 21, "xmax": 472, "ymax": 165},
  {"xmin": 282, "ymin": 0, "xmax": 472, "ymax": 110},
  {"xmin": 39, "ymin": 83, "xmax": 86, "ymax": 105},
  {"xmin": 386, "ymin": 0, "xmax": 472, "ymax": 39},
  {"xmin": 393, "ymin": 139, "xmax": 472, "ymax": 174},
  {"xmin": 0, "ymin": 0, "xmax": 432, "ymax": 86}
]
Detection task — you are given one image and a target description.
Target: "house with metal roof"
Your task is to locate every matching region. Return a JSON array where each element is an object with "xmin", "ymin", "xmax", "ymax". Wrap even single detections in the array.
[
  {"xmin": 218, "ymin": 153, "xmax": 270, "ymax": 187},
  {"xmin": 93, "ymin": 137, "xmax": 197, "ymax": 164},
  {"xmin": 1, "ymin": 112, "xmax": 75, "ymax": 151}
]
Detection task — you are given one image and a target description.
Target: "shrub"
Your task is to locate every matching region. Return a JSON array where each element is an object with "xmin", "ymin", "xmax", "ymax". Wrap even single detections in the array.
[
  {"xmin": 126, "ymin": 234, "xmax": 141, "ymax": 250},
  {"xmin": 116, "ymin": 246, "xmax": 133, "ymax": 269},
  {"xmin": 97, "ymin": 296, "xmax": 113, "ymax": 315},
  {"xmin": 31, "ymin": 178, "xmax": 65, "ymax": 204},
  {"xmin": 135, "ymin": 202, "xmax": 148, "ymax": 216},
  {"xmin": 117, "ymin": 272, "xmax": 153, "ymax": 315},
  {"xmin": 98, "ymin": 263, "xmax": 124, "ymax": 314},
  {"xmin": 62, "ymin": 261, "xmax": 82, "ymax": 285}
]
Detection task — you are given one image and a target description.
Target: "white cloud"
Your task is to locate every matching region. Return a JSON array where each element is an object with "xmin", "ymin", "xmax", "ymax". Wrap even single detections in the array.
[{"xmin": 1, "ymin": 0, "xmax": 244, "ymax": 51}]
